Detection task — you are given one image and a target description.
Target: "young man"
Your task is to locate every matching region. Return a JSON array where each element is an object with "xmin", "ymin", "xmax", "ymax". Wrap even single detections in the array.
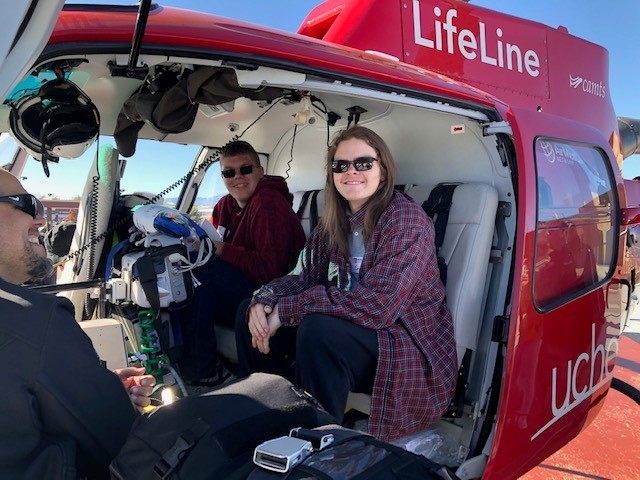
[
  {"xmin": 0, "ymin": 169, "xmax": 155, "ymax": 479},
  {"xmin": 177, "ymin": 140, "xmax": 306, "ymax": 385}
]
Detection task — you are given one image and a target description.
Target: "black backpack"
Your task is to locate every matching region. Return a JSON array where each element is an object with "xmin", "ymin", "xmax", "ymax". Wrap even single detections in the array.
[
  {"xmin": 248, "ymin": 426, "xmax": 450, "ymax": 480},
  {"xmin": 110, "ymin": 373, "xmax": 335, "ymax": 480}
]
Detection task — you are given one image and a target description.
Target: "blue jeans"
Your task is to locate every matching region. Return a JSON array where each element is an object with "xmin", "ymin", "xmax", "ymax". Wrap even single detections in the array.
[{"xmin": 175, "ymin": 259, "xmax": 257, "ymax": 379}]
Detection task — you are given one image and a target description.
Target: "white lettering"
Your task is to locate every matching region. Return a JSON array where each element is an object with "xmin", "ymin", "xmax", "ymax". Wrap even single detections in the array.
[
  {"xmin": 479, "ymin": 22, "xmax": 497, "ymax": 66},
  {"xmin": 582, "ymin": 79, "xmax": 606, "ymax": 98},
  {"xmin": 506, "ymin": 43, "xmax": 523, "ymax": 73},
  {"xmin": 413, "ymin": 2, "xmax": 434, "ymax": 48},
  {"xmin": 458, "ymin": 29, "xmax": 477, "ymax": 59},
  {"xmin": 524, "ymin": 50, "xmax": 540, "ymax": 77},
  {"xmin": 434, "ymin": 7, "xmax": 443, "ymax": 51},
  {"xmin": 496, "ymin": 28, "xmax": 504, "ymax": 67},
  {"xmin": 569, "ymin": 75, "xmax": 606, "ymax": 98},
  {"xmin": 443, "ymin": 8, "xmax": 458, "ymax": 54},
  {"xmin": 532, "ymin": 323, "xmax": 618, "ymax": 440},
  {"xmin": 572, "ymin": 352, "xmax": 589, "ymax": 401},
  {"xmin": 551, "ymin": 362, "xmax": 571, "ymax": 417},
  {"xmin": 605, "ymin": 338, "xmax": 618, "ymax": 375},
  {"xmin": 412, "ymin": 1, "xmax": 541, "ymax": 77},
  {"xmin": 590, "ymin": 323, "xmax": 605, "ymax": 387}
]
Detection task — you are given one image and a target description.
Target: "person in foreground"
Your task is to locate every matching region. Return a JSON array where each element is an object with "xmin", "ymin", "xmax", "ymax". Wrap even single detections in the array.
[
  {"xmin": 177, "ymin": 140, "xmax": 305, "ymax": 385},
  {"xmin": 236, "ymin": 126, "xmax": 458, "ymax": 441},
  {"xmin": 0, "ymin": 169, "xmax": 155, "ymax": 479}
]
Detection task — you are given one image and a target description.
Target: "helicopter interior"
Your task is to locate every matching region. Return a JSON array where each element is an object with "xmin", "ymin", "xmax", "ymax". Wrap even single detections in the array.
[{"xmin": 1, "ymin": 51, "xmax": 519, "ymax": 473}]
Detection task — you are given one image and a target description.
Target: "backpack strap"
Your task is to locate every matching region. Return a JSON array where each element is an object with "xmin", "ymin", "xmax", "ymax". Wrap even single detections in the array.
[
  {"xmin": 152, "ymin": 418, "xmax": 210, "ymax": 479},
  {"xmin": 136, "ymin": 254, "xmax": 161, "ymax": 315}
]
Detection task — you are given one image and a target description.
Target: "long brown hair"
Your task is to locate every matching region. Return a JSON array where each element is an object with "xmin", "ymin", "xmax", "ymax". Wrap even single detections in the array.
[{"xmin": 320, "ymin": 126, "xmax": 397, "ymax": 254}]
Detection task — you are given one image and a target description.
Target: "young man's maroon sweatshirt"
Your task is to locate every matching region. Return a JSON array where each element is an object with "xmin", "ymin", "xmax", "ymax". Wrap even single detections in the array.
[{"xmin": 211, "ymin": 176, "xmax": 306, "ymax": 285}]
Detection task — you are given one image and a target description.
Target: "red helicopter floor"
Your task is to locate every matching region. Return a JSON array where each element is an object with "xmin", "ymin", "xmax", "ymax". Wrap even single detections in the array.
[{"xmin": 520, "ymin": 333, "xmax": 640, "ymax": 480}]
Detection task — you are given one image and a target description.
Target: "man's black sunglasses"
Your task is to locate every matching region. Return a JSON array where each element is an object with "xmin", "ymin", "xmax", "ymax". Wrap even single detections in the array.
[
  {"xmin": 0, "ymin": 193, "xmax": 44, "ymax": 219},
  {"xmin": 331, "ymin": 156, "xmax": 377, "ymax": 173},
  {"xmin": 221, "ymin": 165, "xmax": 257, "ymax": 179}
]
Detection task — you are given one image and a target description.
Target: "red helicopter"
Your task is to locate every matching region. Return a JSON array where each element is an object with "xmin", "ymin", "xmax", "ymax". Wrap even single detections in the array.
[{"xmin": 1, "ymin": 1, "xmax": 638, "ymax": 478}]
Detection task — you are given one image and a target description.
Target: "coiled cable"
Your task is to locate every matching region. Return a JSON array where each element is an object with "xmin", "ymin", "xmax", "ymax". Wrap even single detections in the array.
[
  {"xmin": 138, "ymin": 308, "xmax": 164, "ymax": 378},
  {"xmin": 63, "ymin": 96, "xmax": 285, "ymax": 265}
]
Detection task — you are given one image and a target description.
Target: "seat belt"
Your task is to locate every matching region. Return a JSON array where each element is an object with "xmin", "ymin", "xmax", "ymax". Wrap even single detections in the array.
[
  {"xmin": 309, "ymin": 190, "xmax": 320, "ymax": 232},
  {"xmin": 295, "ymin": 190, "xmax": 313, "ymax": 218},
  {"xmin": 421, "ymin": 183, "xmax": 459, "ymax": 285},
  {"xmin": 296, "ymin": 189, "xmax": 321, "ymax": 233}
]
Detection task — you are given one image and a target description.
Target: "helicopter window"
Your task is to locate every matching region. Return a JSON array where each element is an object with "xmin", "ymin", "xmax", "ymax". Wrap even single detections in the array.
[
  {"xmin": 117, "ymin": 138, "xmax": 201, "ymax": 202},
  {"xmin": 533, "ymin": 139, "xmax": 617, "ymax": 310},
  {"xmin": 18, "ymin": 136, "xmax": 200, "ymax": 208},
  {"xmin": 0, "ymin": 133, "xmax": 23, "ymax": 170},
  {"xmin": 191, "ymin": 161, "xmax": 224, "ymax": 223},
  {"xmin": 20, "ymin": 141, "xmax": 93, "ymax": 207}
]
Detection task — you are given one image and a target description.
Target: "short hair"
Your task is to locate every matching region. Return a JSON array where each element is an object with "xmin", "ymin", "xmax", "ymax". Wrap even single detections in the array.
[{"xmin": 220, "ymin": 140, "xmax": 260, "ymax": 166}]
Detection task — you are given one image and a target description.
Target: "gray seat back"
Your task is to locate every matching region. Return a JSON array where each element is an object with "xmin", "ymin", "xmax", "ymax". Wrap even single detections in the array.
[{"xmin": 406, "ymin": 183, "xmax": 499, "ymax": 366}]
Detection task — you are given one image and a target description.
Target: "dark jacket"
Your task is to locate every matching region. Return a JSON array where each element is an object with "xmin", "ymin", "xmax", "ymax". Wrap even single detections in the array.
[
  {"xmin": 212, "ymin": 176, "xmax": 306, "ymax": 285},
  {"xmin": 0, "ymin": 278, "xmax": 137, "ymax": 479}
]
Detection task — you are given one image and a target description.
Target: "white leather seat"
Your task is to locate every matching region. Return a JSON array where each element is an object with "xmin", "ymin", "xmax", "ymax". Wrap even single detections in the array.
[{"xmin": 405, "ymin": 183, "xmax": 499, "ymax": 367}]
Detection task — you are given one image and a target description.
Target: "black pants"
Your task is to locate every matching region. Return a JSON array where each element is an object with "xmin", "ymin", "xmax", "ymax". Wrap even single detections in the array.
[
  {"xmin": 235, "ymin": 298, "xmax": 378, "ymax": 421},
  {"xmin": 174, "ymin": 260, "xmax": 256, "ymax": 380}
]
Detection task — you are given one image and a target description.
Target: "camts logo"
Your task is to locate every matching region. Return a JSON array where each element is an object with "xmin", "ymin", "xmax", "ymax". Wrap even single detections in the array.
[
  {"xmin": 569, "ymin": 75, "xmax": 583, "ymax": 88},
  {"xmin": 569, "ymin": 74, "xmax": 606, "ymax": 98}
]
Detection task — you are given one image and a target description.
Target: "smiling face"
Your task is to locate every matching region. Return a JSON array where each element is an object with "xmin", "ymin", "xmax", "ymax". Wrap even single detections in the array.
[
  {"xmin": 0, "ymin": 170, "xmax": 52, "ymax": 285},
  {"xmin": 220, "ymin": 154, "xmax": 264, "ymax": 209},
  {"xmin": 332, "ymin": 138, "xmax": 383, "ymax": 212}
]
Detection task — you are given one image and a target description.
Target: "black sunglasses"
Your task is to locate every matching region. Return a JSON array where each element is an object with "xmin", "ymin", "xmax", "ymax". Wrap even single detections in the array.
[
  {"xmin": 0, "ymin": 193, "xmax": 44, "ymax": 219},
  {"xmin": 221, "ymin": 165, "xmax": 257, "ymax": 179},
  {"xmin": 331, "ymin": 156, "xmax": 377, "ymax": 173}
]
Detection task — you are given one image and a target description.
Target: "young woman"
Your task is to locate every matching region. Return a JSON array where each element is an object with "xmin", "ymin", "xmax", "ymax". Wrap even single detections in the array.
[{"xmin": 235, "ymin": 126, "xmax": 457, "ymax": 441}]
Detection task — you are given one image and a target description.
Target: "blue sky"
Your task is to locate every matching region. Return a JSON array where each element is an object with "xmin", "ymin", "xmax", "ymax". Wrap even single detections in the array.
[{"xmin": 23, "ymin": 0, "xmax": 640, "ymax": 196}]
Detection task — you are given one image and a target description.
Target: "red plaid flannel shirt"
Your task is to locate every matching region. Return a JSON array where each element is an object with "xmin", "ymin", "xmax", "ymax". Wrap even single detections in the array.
[{"xmin": 252, "ymin": 191, "xmax": 457, "ymax": 440}]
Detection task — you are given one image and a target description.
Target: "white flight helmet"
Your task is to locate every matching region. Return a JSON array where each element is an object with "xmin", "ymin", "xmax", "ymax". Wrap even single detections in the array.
[{"xmin": 9, "ymin": 78, "xmax": 100, "ymax": 176}]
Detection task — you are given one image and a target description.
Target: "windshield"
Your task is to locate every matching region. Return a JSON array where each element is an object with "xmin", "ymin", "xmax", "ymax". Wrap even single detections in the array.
[{"xmin": 20, "ymin": 136, "xmax": 200, "ymax": 227}]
